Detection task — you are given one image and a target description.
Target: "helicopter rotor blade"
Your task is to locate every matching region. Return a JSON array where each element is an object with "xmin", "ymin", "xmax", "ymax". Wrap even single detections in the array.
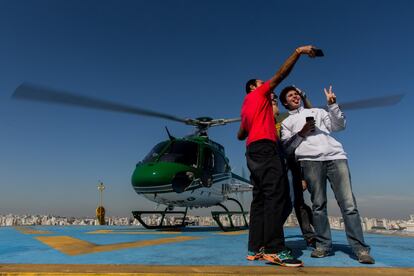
[
  {"xmin": 207, "ymin": 95, "xmax": 405, "ymax": 126},
  {"xmin": 221, "ymin": 117, "xmax": 242, "ymax": 124},
  {"xmin": 277, "ymin": 94, "xmax": 403, "ymax": 123},
  {"xmin": 209, "ymin": 117, "xmax": 241, "ymax": 127},
  {"xmin": 12, "ymin": 83, "xmax": 189, "ymax": 124},
  {"xmin": 320, "ymin": 94, "xmax": 404, "ymax": 111}
]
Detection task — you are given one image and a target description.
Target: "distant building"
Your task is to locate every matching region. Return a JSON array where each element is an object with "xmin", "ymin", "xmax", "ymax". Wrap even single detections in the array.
[
  {"xmin": 375, "ymin": 218, "xmax": 388, "ymax": 230},
  {"xmin": 406, "ymin": 215, "xmax": 414, "ymax": 232}
]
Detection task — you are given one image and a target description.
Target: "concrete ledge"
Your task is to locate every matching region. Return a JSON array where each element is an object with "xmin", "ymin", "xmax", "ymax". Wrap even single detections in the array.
[{"xmin": 0, "ymin": 264, "xmax": 413, "ymax": 275}]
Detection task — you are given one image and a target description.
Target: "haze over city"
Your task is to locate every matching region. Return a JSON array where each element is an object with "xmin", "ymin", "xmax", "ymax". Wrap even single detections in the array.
[{"xmin": 0, "ymin": 0, "xmax": 413, "ymax": 219}]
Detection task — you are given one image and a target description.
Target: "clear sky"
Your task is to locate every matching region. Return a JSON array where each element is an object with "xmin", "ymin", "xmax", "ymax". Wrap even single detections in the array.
[{"xmin": 0, "ymin": 0, "xmax": 413, "ymax": 219}]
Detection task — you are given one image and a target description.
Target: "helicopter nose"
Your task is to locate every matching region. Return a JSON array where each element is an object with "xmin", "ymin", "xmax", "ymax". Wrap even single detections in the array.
[
  {"xmin": 131, "ymin": 162, "xmax": 195, "ymax": 193},
  {"xmin": 131, "ymin": 163, "xmax": 170, "ymax": 187}
]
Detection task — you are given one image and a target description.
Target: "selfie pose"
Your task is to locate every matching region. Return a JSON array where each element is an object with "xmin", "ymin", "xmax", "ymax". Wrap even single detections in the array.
[
  {"xmin": 238, "ymin": 45, "xmax": 320, "ymax": 267},
  {"xmin": 280, "ymin": 85, "xmax": 375, "ymax": 264}
]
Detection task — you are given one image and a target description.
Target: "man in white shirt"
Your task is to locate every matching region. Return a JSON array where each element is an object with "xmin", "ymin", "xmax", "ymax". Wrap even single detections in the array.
[{"xmin": 279, "ymin": 85, "xmax": 374, "ymax": 264}]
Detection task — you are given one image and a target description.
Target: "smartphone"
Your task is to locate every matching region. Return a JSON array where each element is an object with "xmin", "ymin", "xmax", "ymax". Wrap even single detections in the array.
[
  {"xmin": 306, "ymin": 116, "xmax": 315, "ymax": 132},
  {"xmin": 312, "ymin": 48, "xmax": 324, "ymax": 57}
]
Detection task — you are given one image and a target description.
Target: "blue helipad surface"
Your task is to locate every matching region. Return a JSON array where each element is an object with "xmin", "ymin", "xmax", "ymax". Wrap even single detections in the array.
[{"xmin": 0, "ymin": 226, "xmax": 413, "ymax": 267}]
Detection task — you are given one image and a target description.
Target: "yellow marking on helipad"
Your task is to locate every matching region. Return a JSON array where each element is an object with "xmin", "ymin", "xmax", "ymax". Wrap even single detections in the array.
[
  {"xmin": 14, "ymin": 226, "xmax": 53, "ymax": 235},
  {"xmin": 217, "ymin": 230, "xmax": 248, "ymax": 235},
  {"xmin": 0, "ymin": 264, "xmax": 413, "ymax": 275},
  {"xmin": 87, "ymin": 229, "xmax": 182, "ymax": 235},
  {"xmin": 36, "ymin": 235, "xmax": 201, "ymax": 256}
]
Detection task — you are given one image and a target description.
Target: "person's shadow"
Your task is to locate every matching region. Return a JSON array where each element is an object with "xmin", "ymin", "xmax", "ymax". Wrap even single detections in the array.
[
  {"xmin": 285, "ymin": 235, "xmax": 356, "ymax": 260},
  {"xmin": 332, "ymin": 243, "xmax": 357, "ymax": 260},
  {"xmin": 285, "ymin": 235, "xmax": 307, "ymax": 258}
]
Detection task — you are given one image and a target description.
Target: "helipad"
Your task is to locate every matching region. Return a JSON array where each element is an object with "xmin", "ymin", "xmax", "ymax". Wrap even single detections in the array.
[{"xmin": 0, "ymin": 226, "xmax": 413, "ymax": 275}]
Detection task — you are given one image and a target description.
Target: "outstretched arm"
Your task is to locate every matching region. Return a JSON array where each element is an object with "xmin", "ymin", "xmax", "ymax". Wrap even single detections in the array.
[{"xmin": 269, "ymin": 45, "xmax": 317, "ymax": 90}]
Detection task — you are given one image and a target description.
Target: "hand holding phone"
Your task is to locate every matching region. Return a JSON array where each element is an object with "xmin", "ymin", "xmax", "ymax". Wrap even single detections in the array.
[
  {"xmin": 306, "ymin": 116, "xmax": 316, "ymax": 133},
  {"xmin": 312, "ymin": 48, "xmax": 324, "ymax": 57},
  {"xmin": 306, "ymin": 116, "xmax": 315, "ymax": 122},
  {"xmin": 299, "ymin": 116, "xmax": 316, "ymax": 137}
]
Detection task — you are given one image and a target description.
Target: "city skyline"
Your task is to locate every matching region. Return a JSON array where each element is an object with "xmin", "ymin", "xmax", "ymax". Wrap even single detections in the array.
[
  {"xmin": 2, "ymin": 213, "xmax": 414, "ymax": 237},
  {"xmin": 0, "ymin": 0, "xmax": 413, "ymax": 219}
]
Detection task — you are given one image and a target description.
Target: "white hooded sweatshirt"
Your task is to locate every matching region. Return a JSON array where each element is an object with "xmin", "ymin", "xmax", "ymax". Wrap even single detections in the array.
[{"xmin": 281, "ymin": 104, "xmax": 347, "ymax": 161}]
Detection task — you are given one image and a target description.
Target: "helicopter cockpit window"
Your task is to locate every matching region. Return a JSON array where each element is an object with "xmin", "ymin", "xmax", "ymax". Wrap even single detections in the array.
[
  {"xmin": 158, "ymin": 141, "xmax": 198, "ymax": 167},
  {"xmin": 142, "ymin": 141, "xmax": 169, "ymax": 163}
]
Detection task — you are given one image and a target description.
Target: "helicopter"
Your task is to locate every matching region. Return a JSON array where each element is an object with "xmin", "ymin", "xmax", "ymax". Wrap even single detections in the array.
[
  {"xmin": 12, "ymin": 83, "xmax": 404, "ymax": 231},
  {"xmin": 12, "ymin": 83, "xmax": 252, "ymax": 231}
]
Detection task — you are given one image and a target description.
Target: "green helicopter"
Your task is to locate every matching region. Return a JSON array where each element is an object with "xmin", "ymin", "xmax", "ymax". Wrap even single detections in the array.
[{"xmin": 12, "ymin": 83, "xmax": 252, "ymax": 231}]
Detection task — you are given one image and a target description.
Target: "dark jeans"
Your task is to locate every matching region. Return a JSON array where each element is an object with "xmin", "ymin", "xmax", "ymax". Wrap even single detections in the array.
[
  {"xmin": 301, "ymin": 159, "xmax": 370, "ymax": 254},
  {"xmin": 286, "ymin": 156, "xmax": 315, "ymax": 241},
  {"xmin": 246, "ymin": 140, "xmax": 291, "ymax": 253}
]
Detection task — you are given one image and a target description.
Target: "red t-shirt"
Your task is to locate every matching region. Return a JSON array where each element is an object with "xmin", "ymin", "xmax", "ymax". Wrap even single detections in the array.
[{"xmin": 240, "ymin": 81, "xmax": 277, "ymax": 146}]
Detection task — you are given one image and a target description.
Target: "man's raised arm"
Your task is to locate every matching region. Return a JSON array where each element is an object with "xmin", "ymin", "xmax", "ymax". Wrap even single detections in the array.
[{"xmin": 269, "ymin": 45, "xmax": 317, "ymax": 90}]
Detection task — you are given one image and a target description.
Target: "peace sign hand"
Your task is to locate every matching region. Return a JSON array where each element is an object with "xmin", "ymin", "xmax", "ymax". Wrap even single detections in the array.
[{"xmin": 324, "ymin": 85, "xmax": 336, "ymax": 105}]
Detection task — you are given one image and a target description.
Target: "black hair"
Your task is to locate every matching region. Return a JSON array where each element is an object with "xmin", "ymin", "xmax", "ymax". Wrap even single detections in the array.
[
  {"xmin": 279, "ymin": 85, "xmax": 299, "ymax": 108},
  {"xmin": 245, "ymin": 79, "xmax": 257, "ymax": 94}
]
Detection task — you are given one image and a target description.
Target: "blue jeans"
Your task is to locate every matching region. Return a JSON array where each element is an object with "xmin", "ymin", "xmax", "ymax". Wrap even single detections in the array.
[{"xmin": 301, "ymin": 159, "xmax": 370, "ymax": 254}]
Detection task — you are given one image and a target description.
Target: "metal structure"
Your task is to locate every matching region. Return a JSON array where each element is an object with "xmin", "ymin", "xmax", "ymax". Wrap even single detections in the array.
[{"xmin": 96, "ymin": 181, "xmax": 106, "ymax": 225}]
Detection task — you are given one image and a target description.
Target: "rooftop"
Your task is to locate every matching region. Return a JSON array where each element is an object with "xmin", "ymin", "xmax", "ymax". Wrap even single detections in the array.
[{"xmin": 1, "ymin": 225, "xmax": 413, "ymax": 275}]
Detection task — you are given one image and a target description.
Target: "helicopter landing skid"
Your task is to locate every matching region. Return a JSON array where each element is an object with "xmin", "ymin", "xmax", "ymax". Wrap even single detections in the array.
[
  {"xmin": 211, "ymin": 198, "xmax": 249, "ymax": 232},
  {"xmin": 132, "ymin": 207, "xmax": 188, "ymax": 230}
]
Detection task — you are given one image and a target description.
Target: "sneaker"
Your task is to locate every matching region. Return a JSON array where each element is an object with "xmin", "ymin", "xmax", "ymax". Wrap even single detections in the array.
[
  {"xmin": 310, "ymin": 248, "xmax": 332, "ymax": 258},
  {"xmin": 246, "ymin": 251, "xmax": 263, "ymax": 261},
  {"xmin": 284, "ymin": 247, "xmax": 293, "ymax": 255},
  {"xmin": 263, "ymin": 250, "xmax": 303, "ymax": 267},
  {"xmin": 356, "ymin": 250, "xmax": 375, "ymax": 264},
  {"xmin": 246, "ymin": 248, "xmax": 264, "ymax": 261}
]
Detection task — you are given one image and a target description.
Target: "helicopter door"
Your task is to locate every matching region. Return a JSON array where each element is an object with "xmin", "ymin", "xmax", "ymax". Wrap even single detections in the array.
[
  {"xmin": 201, "ymin": 147, "xmax": 214, "ymax": 187},
  {"xmin": 213, "ymin": 152, "xmax": 227, "ymax": 174}
]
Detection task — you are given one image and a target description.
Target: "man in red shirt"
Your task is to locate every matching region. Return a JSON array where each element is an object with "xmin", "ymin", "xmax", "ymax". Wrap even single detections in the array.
[{"xmin": 238, "ymin": 45, "xmax": 317, "ymax": 267}]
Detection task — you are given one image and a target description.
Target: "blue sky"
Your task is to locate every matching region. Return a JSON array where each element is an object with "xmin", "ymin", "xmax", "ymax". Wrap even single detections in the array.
[{"xmin": 0, "ymin": 0, "xmax": 413, "ymax": 219}]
